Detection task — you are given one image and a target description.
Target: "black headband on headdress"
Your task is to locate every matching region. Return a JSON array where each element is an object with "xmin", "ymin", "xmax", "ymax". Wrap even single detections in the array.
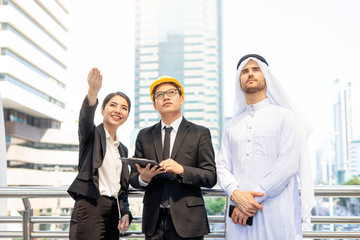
[{"xmin": 236, "ymin": 54, "xmax": 269, "ymax": 70}]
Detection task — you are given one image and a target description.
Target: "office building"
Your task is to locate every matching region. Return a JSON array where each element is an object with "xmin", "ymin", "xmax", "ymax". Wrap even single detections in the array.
[
  {"xmin": 350, "ymin": 139, "xmax": 360, "ymax": 177},
  {"xmin": 0, "ymin": 0, "xmax": 77, "ymax": 212},
  {"xmin": 333, "ymin": 78, "xmax": 360, "ymax": 183},
  {"xmin": 134, "ymin": 0, "xmax": 222, "ymax": 150}
]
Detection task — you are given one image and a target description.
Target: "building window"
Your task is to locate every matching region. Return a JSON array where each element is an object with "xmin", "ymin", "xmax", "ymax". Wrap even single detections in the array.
[
  {"xmin": 0, "ymin": 73, "xmax": 65, "ymax": 109},
  {"xmin": 4, "ymin": 109, "xmax": 61, "ymax": 129},
  {"xmin": 4, "ymin": 0, "xmax": 66, "ymax": 50}
]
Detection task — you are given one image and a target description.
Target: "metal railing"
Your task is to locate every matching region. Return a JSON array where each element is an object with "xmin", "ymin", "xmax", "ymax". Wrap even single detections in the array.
[{"xmin": 0, "ymin": 185, "xmax": 360, "ymax": 239}]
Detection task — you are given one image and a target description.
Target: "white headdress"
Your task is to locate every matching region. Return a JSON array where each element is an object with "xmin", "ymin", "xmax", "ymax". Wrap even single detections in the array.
[{"xmin": 234, "ymin": 55, "xmax": 314, "ymax": 230}]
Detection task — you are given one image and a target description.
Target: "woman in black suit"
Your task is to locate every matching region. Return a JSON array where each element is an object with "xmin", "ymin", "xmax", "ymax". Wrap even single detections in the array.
[{"xmin": 68, "ymin": 68, "xmax": 132, "ymax": 240}]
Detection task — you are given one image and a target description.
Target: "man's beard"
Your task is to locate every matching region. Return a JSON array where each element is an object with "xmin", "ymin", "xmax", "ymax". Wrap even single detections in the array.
[{"xmin": 242, "ymin": 82, "xmax": 266, "ymax": 94}]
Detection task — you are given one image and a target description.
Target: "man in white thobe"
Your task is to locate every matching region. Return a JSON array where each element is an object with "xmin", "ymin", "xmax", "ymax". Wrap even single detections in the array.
[{"xmin": 216, "ymin": 54, "xmax": 314, "ymax": 240}]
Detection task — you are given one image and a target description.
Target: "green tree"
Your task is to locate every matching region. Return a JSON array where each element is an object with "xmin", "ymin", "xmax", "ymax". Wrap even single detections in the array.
[
  {"xmin": 205, "ymin": 197, "xmax": 226, "ymax": 215},
  {"xmin": 343, "ymin": 175, "xmax": 360, "ymax": 185}
]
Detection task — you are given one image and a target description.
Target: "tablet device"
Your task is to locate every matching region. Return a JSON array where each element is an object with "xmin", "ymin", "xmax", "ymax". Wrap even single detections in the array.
[
  {"xmin": 121, "ymin": 157, "xmax": 178, "ymax": 181},
  {"xmin": 121, "ymin": 157, "xmax": 160, "ymax": 169}
]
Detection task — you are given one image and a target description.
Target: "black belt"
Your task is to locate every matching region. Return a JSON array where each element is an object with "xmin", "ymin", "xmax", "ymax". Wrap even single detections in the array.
[
  {"xmin": 159, "ymin": 208, "xmax": 171, "ymax": 215},
  {"xmin": 101, "ymin": 195, "xmax": 117, "ymax": 201},
  {"xmin": 75, "ymin": 195, "xmax": 116, "ymax": 200}
]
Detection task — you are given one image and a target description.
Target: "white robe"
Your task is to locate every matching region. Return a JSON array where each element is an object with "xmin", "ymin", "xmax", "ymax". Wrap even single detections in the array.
[{"xmin": 216, "ymin": 98, "xmax": 303, "ymax": 240}]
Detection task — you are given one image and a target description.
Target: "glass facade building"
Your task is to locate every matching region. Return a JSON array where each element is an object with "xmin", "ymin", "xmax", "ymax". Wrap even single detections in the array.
[
  {"xmin": 134, "ymin": 0, "xmax": 223, "ymax": 150},
  {"xmin": 0, "ymin": 0, "xmax": 78, "ymax": 187},
  {"xmin": 333, "ymin": 79, "xmax": 360, "ymax": 183}
]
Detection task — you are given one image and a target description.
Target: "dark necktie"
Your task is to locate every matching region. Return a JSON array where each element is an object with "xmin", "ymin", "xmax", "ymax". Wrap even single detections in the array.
[
  {"xmin": 161, "ymin": 126, "xmax": 172, "ymax": 207},
  {"xmin": 163, "ymin": 126, "xmax": 172, "ymax": 159}
]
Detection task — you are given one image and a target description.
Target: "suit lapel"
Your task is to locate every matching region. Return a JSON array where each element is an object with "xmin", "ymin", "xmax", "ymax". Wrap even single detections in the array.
[
  {"xmin": 152, "ymin": 122, "xmax": 163, "ymax": 162},
  {"xmin": 98, "ymin": 123, "xmax": 107, "ymax": 158},
  {"xmin": 118, "ymin": 143, "xmax": 126, "ymax": 157},
  {"xmin": 118, "ymin": 143, "xmax": 128, "ymax": 176},
  {"xmin": 171, "ymin": 118, "xmax": 190, "ymax": 160}
]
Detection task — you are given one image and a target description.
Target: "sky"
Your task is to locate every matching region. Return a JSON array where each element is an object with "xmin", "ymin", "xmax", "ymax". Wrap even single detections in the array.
[{"xmin": 66, "ymin": 0, "xmax": 360, "ymax": 148}]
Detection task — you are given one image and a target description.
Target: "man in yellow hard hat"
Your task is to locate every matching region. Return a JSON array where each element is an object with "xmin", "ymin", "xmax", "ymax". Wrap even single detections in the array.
[{"xmin": 130, "ymin": 76, "xmax": 217, "ymax": 239}]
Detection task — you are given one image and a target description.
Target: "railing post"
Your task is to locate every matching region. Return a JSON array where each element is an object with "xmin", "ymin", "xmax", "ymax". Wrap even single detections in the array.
[{"xmin": 22, "ymin": 198, "xmax": 33, "ymax": 240}]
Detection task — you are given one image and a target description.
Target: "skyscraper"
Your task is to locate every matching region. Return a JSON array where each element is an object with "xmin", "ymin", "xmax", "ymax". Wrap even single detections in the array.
[
  {"xmin": 0, "ymin": 0, "xmax": 77, "ymax": 210},
  {"xmin": 333, "ymin": 78, "xmax": 360, "ymax": 183},
  {"xmin": 350, "ymin": 139, "xmax": 360, "ymax": 178},
  {"xmin": 134, "ymin": 0, "xmax": 222, "ymax": 150}
]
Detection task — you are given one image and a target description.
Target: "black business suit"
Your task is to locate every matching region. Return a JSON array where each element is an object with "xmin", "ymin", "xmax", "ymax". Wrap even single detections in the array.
[
  {"xmin": 129, "ymin": 117, "xmax": 216, "ymax": 238},
  {"xmin": 68, "ymin": 96, "xmax": 132, "ymax": 239}
]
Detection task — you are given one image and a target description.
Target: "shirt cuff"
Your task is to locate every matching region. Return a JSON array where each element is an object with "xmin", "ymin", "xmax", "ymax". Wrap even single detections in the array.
[
  {"xmin": 253, "ymin": 185, "xmax": 267, "ymax": 203},
  {"xmin": 138, "ymin": 175, "xmax": 149, "ymax": 187},
  {"xmin": 226, "ymin": 184, "xmax": 238, "ymax": 198}
]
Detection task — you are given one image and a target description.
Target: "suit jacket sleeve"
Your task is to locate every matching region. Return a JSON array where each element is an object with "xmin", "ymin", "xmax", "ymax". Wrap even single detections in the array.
[
  {"xmin": 181, "ymin": 127, "xmax": 217, "ymax": 188},
  {"xmin": 129, "ymin": 129, "xmax": 147, "ymax": 189},
  {"xmin": 78, "ymin": 96, "xmax": 98, "ymax": 170}
]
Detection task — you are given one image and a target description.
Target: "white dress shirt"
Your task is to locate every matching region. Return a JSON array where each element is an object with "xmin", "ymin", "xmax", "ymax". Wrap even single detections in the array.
[
  {"xmin": 98, "ymin": 128, "xmax": 122, "ymax": 198},
  {"xmin": 216, "ymin": 98, "xmax": 303, "ymax": 240}
]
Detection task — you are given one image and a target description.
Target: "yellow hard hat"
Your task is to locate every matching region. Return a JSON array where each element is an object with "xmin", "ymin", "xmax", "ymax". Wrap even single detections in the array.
[{"xmin": 150, "ymin": 76, "xmax": 184, "ymax": 102}]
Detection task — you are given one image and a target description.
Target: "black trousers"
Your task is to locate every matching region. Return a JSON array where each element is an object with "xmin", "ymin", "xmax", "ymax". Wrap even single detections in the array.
[
  {"xmin": 69, "ymin": 195, "xmax": 119, "ymax": 240},
  {"xmin": 145, "ymin": 208, "xmax": 204, "ymax": 240}
]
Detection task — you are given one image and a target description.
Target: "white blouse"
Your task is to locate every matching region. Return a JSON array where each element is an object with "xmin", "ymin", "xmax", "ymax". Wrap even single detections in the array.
[{"xmin": 98, "ymin": 128, "xmax": 122, "ymax": 198}]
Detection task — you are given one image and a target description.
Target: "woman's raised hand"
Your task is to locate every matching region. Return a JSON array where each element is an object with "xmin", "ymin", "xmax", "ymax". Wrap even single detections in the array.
[{"xmin": 87, "ymin": 68, "xmax": 103, "ymax": 106}]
